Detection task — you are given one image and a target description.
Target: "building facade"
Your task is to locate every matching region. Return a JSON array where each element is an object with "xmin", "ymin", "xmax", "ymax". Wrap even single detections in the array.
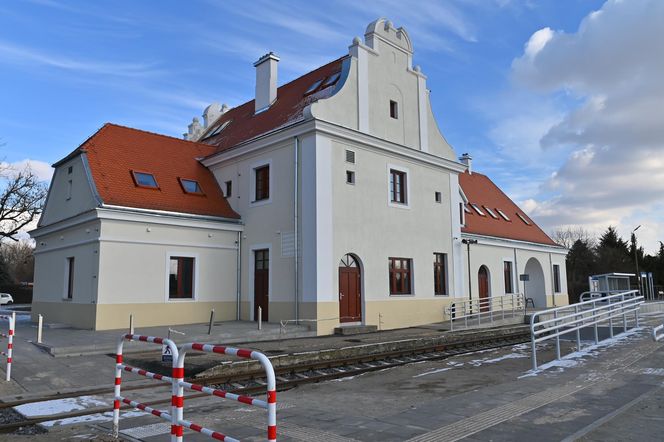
[{"xmin": 31, "ymin": 19, "xmax": 567, "ymax": 332}]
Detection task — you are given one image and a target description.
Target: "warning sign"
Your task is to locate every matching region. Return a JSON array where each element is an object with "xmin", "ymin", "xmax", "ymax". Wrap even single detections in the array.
[{"xmin": 162, "ymin": 345, "xmax": 173, "ymax": 363}]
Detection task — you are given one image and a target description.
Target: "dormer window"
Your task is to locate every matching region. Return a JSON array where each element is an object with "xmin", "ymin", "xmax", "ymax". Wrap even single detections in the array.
[
  {"xmin": 483, "ymin": 206, "xmax": 499, "ymax": 219},
  {"xmin": 470, "ymin": 203, "xmax": 485, "ymax": 216},
  {"xmin": 179, "ymin": 178, "xmax": 204, "ymax": 195},
  {"xmin": 131, "ymin": 171, "xmax": 158, "ymax": 189},
  {"xmin": 322, "ymin": 72, "xmax": 341, "ymax": 88},
  {"xmin": 390, "ymin": 100, "xmax": 399, "ymax": 119},
  {"xmin": 202, "ymin": 120, "xmax": 231, "ymax": 140},
  {"xmin": 496, "ymin": 209, "xmax": 511, "ymax": 221},
  {"xmin": 304, "ymin": 79, "xmax": 323, "ymax": 96},
  {"xmin": 516, "ymin": 213, "xmax": 531, "ymax": 225}
]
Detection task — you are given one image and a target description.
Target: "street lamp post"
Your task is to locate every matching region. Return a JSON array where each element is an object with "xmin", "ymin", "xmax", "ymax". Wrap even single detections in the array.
[
  {"xmin": 462, "ymin": 239, "xmax": 478, "ymax": 305},
  {"xmin": 632, "ymin": 225, "xmax": 641, "ymax": 296}
]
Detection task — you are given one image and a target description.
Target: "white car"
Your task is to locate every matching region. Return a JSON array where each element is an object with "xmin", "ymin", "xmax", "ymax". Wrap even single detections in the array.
[{"xmin": 0, "ymin": 293, "xmax": 13, "ymax": 305}]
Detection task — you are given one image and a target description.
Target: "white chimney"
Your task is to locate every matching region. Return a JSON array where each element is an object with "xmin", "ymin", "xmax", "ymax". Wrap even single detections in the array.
[
  {"xmin": 254, "ymin": 52, "xmax": 280, "ymax": 113},
  {"xmin": 460, "ymin": 153, "xmax": 472, "ymax": 174}
]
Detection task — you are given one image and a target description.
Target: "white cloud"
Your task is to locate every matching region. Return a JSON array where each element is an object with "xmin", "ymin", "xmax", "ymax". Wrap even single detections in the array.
[
  {"xmin": 507, "ymin": 0, "xmax": 664, "ymax": 253},
  {"xmin": 2, "ymin": 159, "xmax": 53, "ymax": 182}
]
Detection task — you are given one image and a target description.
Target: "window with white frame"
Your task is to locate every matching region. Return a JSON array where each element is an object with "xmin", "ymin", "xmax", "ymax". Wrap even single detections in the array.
[{"xmin": 169, "ymin": 257, "xmax": 195, "ymax": 299}]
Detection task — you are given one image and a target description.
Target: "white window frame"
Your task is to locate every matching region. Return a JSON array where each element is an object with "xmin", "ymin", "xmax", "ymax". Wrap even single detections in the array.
[
  {"xmin": 250, "ymin": 159, "xmax": 273, "ymax": 207},
  {"xmin": 165, "ymin": 252, "xmax": 199, "ymax": 302},
  {"xmin": 387, "ymin": 163, "xmax": 411, "ymax": 209}
]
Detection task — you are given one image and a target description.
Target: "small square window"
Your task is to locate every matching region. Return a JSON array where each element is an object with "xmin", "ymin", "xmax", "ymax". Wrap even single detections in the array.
[
  {"xmin": 346, "ymin": 170, "xmax": 355, "ymax": 184},
  {"xmin": 225, "ymin": 180, "xmax": 232, "ymax": 198},
  {"xmin": 346, "ymin": 150, "xmax": 355, "ymax": 164},
  {"xmin": 390, "ymin": 100, "xmax": 398, "ymax": 119},
  {"xmin": 179, "ymin": 178, "xmax": 204, "ymax": 194},
  {"xmin": 435, "ymin": 191, "xmax": 442, "ymax": 203},
  {"xmin": 131, "ymin": 171, "xmax": 158, "ymax": 188}
]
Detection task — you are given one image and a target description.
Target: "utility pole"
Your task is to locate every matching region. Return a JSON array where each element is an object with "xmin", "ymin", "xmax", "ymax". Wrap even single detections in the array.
[
  {"xmin": 462, "ymin": 238, "xmax": 478, "ymax": 305},
  {"xmin": 632, "ymin": 225, "xmax": 641, "ymax": 296}
]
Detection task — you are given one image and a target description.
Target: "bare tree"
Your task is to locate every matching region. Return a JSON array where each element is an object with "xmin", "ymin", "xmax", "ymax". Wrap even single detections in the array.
[
  {"xmin": 551, "ymin": 226, "xmax": 596, "ymax": 249},
  {"xmin": 0, "ymin": 240, "xmax": 34, "ymax": 283},
  {"xmin": 0, "ymin": 163, "xmax": 48, "ymax": 241}
]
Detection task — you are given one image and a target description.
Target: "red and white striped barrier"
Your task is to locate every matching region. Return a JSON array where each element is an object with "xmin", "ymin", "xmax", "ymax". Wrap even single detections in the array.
[
  {"xmin": 113, "ymin": 334, "xmax": 181, "ymax": 441},
  {"xmin": 0, "ymin": 313, "xmax": 15, "ymax": 382},
  {"xmin": 176, "ymin": 343, "xmax": 277, "ymax": 442},
  {"xmin": 112, "ymin": 335, "xmax": 277, "ymax": 441}
]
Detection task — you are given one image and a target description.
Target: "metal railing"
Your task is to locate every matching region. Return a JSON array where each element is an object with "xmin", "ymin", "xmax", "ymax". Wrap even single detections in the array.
[
  {"xmin": 579, "ymin": 290, "xmax": 640, "ymax": 303},
  {"xmin": 653, "ymin": 323, "xmax": 664, "ymax": 342},
  {"xmin": 530, "ymin": 290, "xmax": 643, "ymax": 370},
  {"xmin": 113, "ymin": 334, "xmax": 277, "ymax": 441},
  {"xmin": 444, "ymin": 293, "xmax": 525, "ymax": 331}
]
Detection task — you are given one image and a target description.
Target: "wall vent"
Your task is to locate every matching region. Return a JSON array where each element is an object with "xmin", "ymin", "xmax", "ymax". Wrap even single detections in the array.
[{"xmin": 346, "ymin": 150, "xmax": 355, "ymax": 163}]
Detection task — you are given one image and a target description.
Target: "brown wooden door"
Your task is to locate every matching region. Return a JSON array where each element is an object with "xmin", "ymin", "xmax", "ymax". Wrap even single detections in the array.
[
  {"xmin": 478, "ymin": 266, "xmax": 489, "ymax": 312},
  {"xmin": 254, "ymin": 249, "xmax": 269, "ymax": 321},
  {"xmin": 339, "ymin": 254, "xmax": 361, "ymax": 323}
]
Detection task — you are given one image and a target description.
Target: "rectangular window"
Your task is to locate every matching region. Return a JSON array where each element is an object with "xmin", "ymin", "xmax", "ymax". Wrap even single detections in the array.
[
  {"xmin": 470, "ymin": 203, "xmax": 485, "ymax": 216},
  {"xmin": 517, "ymin": 212, "xmax": 531, "ymax": 225},
  {"xmin": 225, "ymin": 180, "xmax": 232, "ymax": 198},
  {"xmin": 434, "ymin": 253, "xmax": 448, "ymax": 296},
  {"xmin": 389, "ymin": 257, "xmax": 412, "ymax": 295},
  {"xmin": 390, "ymin": 100, "xmax": 398, "ymax": 119},
  {"xmin": 496, "ymin": 209, "xmax": 511, "ymax": 221},
  {"xmin": 66, "ymin": 257, "xmax": 74, "ymax": 299},
  {"xmin": 389, "ymin": 169, "xmax": 407, "ymax": 204},
  {"xmin": 346, "ymin": 170, "xmax": 355, "ymax": 184},
  {"xmin": 484, "ymin": 206, "xmax": 499, "ymax": 219},
  {"xmin": 169, "ymin": 257, "xmax": 194, "ymax": 299},
  {"xmin": 67, "ymin": 166, "xmax": 73, "ymax": 174},
  {"xmin": 459, "ymin": 202, "xmax": 465, "ymax": 225},
  {"xmin": 255, "ymin": 249, "xmax": 269, "ymax": 270},
  {"xmin": 255, "ymin": 165, "xmax": 270, "ymax": 201},
  {"xmin": 435, "ymin": 191, "xmax": 442, "ymax": 203},
  {"xmin": 131, "ymin": 171, "xmax": 158, "ymax": 188},
  {"xmin": 179, "ymin": 178, "xmax": 204, "ymax": 194},
  {"xmin": 553, "ymin": 264, "xmax": 561, "ymax": 293},
  {"xmin": 504, "ymin": 261, "xmax": 514, "ymax": 294}
]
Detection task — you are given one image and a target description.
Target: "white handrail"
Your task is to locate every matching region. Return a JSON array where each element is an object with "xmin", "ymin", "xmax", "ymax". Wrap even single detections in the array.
[
  {"xmin": 579, "ymin": 290, "xmax": 639, "ymax": 303},
  {"xmin": 444, "ymin": 293, "xmax": 525, "ymax": 331},
  {"xmin": 530, "ymin": 290, "xmax": 643, "ymax": 370},
  {"xmin": 653, "ymin": 324, "xmax": 664, "ymax": 342}
]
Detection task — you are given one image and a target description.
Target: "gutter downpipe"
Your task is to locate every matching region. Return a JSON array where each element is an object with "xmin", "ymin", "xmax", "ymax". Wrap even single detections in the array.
[
  {"xmin": 549, "ymin": 252, "xmax": 556, "ymax": 307},
  {"xmin": 294, "ymin": 136, "xmax": 300, "ymax": 324},
  {"xmin": 236, "ymin": 231, "xmax": 242, "ymax": 320}
]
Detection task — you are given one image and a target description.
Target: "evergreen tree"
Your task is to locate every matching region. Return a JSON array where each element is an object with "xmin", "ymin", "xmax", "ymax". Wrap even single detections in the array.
[
  {"xmin": 595, "ymin": 226, "xmax": 632, "ymax": 273},
  {"xmin": 566, "ymin": 239, "xmax": 596, "ymax": 303}
]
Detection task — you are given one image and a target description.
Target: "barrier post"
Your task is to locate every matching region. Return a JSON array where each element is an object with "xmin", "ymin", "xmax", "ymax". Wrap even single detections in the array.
[
  {"xmin": 5, "ymin": 313, "xmax": 14, "ymax": 382},
  {"xmin": 258, "ymin": 307, "xmax": 262, "ymax": 331},
  {"xmin": 173, "ymin": 358, "xmax": 184, "ymax": 442},
  {"xmin": 207, "ymin": 309, "xmax": 215, "ymax": 335},
  {"xmin": 37, "ymin": 314, "xmax": 43, "ymax": 344},
  {"xmin": 112, "ymin": 337, "xmax": 123, "ymax": 438}
]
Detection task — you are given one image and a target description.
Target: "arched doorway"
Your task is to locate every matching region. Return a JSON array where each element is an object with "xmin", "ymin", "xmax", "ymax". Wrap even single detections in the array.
[
  {"xmin": 524, "ymin": 258, "xmax": 546, "ymax": 308},
  {"xmin": 478, "ymin": 265, "xmax": 490, "ymax": 312},
  {"xmin": 339, "ymin": 254, "xmax": 361, "ymax": 323}
]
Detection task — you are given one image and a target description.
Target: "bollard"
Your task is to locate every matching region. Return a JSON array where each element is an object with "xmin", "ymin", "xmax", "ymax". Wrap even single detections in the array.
[
  {"xmin": 37, "ymin": 314, "xmax": 43, "ymax": 344},
  {"xmin": 258, "ymin": 307, "xmax": 262, "ymax": 331},
  {"xmin": 129, "ymin": 314, "xmax": 134, "ymax": 335},
  {"xmin": 6, "ymin": 313, "xmax": 14, "ymax": 382},
  {"xmin": 207, "ymin": 309, "xmax": 215, "ymax": 335}
]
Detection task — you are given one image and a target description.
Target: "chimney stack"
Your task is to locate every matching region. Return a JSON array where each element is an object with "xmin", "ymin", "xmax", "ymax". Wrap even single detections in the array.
[
  {"xmin": 254, "ymin": 52, "xmax": 280, "ymax": 113},
  {"xmin": 460, "ymin": 153, "xmax": 472, "ymax": 174}
]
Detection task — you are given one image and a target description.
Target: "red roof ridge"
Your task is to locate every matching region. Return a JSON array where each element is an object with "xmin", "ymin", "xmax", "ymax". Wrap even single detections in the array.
[{"xmin": 102, "ymin": 123, "xmax": 214, "ymax": 150}]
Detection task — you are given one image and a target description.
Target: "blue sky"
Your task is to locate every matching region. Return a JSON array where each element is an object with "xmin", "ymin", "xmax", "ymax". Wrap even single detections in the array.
[{"xmin": 2, "ymin": 0, "xmax": 662, "ymax": 252}]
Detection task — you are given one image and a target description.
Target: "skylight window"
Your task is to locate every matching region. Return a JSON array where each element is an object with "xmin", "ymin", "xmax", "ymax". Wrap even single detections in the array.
[
  {"xmin": 304, "ymin": 79, "xmax": 323, "ymax": 95},
  {"xmin": 203, "ymin": 120, "xmax": 231, "ymax": 139},
  {"xmin": 470, "ymin": 204, "xmax": 485, "ymax": 216},
  {"xmin": 496, "ymin": 209, "xmax": 511, "ymax": 221},
  {"xmin": 179, "ymin": 178, "xmax": 204, "ymax": 195},
  {"xmin": 483, "ymin": 206, "xmax": 498, "ymax": 219},
  {"xmin": 516, "ymin": 212, "xmax": 531, "ymax": 225},
  {"xmin": 322, "ymin": 72, "xmax": 341, "ymax": 88},
  {"xmin": 464, "ymin": 205, "xmax": 472, "ymax": 214},
  {"xmin": 132, "ymin": 171, "xmax": 158, "ymax": 188}
]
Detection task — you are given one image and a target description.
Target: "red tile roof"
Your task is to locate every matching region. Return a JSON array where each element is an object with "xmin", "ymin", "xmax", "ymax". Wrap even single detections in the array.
[
  {"xmin": 459, "ymin": 171, "xmax": 559, "ymax": 246},
  {"xmin": 58, "ymin": 124, "xmax": 239, "ymax": 219},
  {"xmin": 200, "ymin": 56, "xmax": 346, "ymax": 153}
]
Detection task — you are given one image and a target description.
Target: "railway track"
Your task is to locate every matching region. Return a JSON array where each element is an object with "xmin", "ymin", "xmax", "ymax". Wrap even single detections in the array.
[{"xmin": 0, "ymin": 330, "xmax": 530, "ymax": 434}]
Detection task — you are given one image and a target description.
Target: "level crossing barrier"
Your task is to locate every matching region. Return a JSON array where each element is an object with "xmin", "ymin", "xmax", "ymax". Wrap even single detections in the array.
[
  {"xmin": 653, "ymin": 323, "xmax": 664, "ymax": 342},
  {"xmin": 113, "ymin": 336, "xmax": 277, "ymax": 441},
  {"xmin": 444, "ymin": 293, "xmax": 525, "ymax": 331},
  {"xmin": 175, "ymin": 343, "xmax": 277, "ymax": 442},
  {"xmin": 0, "ymin": 313, "xmax": 15, "ymax": 382},
  {"xmin": 113, "ymin": 334, "xmax": 180, "ymax": 440},
  {"xmin": 530, "ymin": 290, "xmax": 643, "ymax": 370}
]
